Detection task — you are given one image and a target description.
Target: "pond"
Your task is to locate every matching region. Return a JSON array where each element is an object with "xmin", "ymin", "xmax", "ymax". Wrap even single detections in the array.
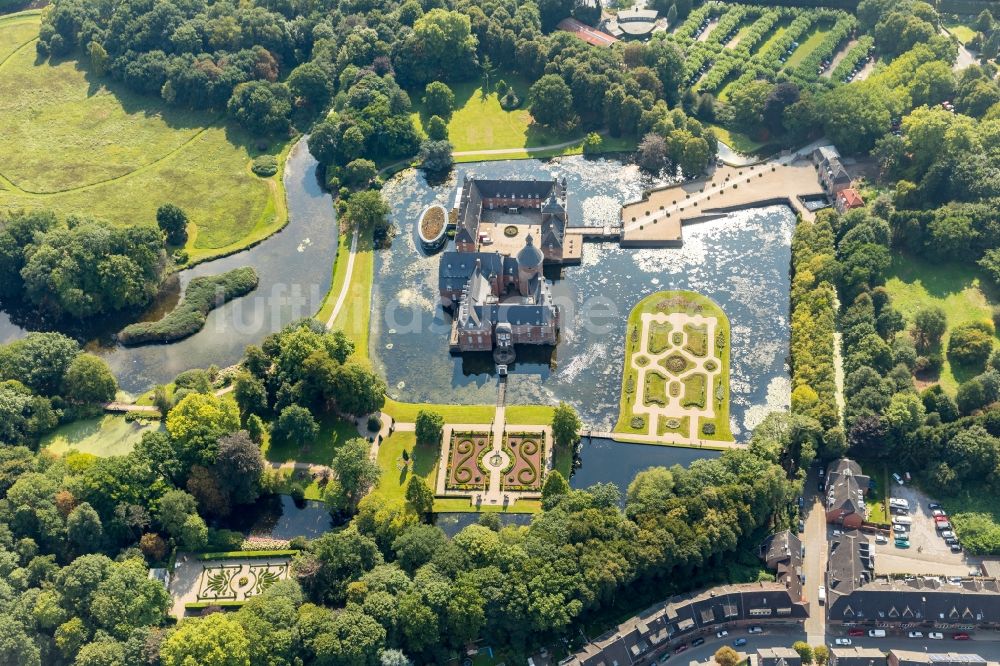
[
  {"xmin": 373, "ymin": 157, "xmax": 794, "ymax": 439},
  {"xmin": 0, "ymin": 138, "xmax": 339, "ymax": 394},
  {"xmin": 228, "ymin": 495, "xmax": 336, "ymax": 541}
]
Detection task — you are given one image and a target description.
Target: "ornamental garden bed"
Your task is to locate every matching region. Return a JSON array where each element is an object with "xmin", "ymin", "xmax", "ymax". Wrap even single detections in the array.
[
  {"xmin": 194, "ymin": 558, "xmax": 290, "ymax": 604},
  {"xmin": 502, "ymin": 432, "xmax": 545, "ymax": 492},
  {"xmin": 445, "ymin": 430, "xmax": 491, "ymax": 491}
]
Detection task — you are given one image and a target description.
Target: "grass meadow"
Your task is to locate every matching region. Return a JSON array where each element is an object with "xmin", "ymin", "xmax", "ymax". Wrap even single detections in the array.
[
  {"xmin": 884, "ymin": 254, "xmax": 998, "ymax": 395},
  {"xmin": 0, "ymin": 13, "xmax": 287, "ymax": 262}
]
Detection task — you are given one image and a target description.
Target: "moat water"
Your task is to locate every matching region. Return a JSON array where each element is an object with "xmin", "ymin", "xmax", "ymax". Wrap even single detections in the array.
[
  {"xmin": 374, "ymin": 157, "xmax": 794, "ymax": 439},
  {"xmin": 0, "ymin": 138, "xmax": 339, "ymax": 394},
  {"xmin": 3, "ymin": 151, "xmax": 789, "ymax": 520}
]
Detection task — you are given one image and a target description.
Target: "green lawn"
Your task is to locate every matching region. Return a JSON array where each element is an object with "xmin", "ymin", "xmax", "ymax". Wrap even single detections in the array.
[
  {"xmin": 860, "ymin": 460, "xmax": 888, "ymax": 524},
  {"xmin": 316, "ymin": 227, "xmax": 374, "ymax": 355},
  {"xmin": 41, "ymin": 415, "xmax": 162, "ymax": 458},
  {"xmin": 884, "ymin": 254, "xmax": 998, "ymax": 395},
  {"xmin": 411, "ymin": 77, "xmax": 569, "ymax": 153},
  {"xmin": 0, "ymin": 14, "xmax": 288, "ymax": 263},
  {"xmin": 370, "ymin": 431, "xmax": 438, "ymax": 505},
  {"xmin": 0, "ymin": 11, "xmax": 41, "ymax": 63},
  {"xmin": 271, "ymin": 468, "xmax": 325, "ymax": 500},
  {"xmin": 944, "ymin": 20, "xmax": 977, "ymax": 44},
  {"xmin": 785, "ymin": 23, "xmax": 832, "ymax": 69},
  {"xmin": 262, "ymin": 412, "xmax": 360, "ymax": 465},
  {"xmin": 708, "ymin": 123, "xmax": 767, "ymax": 154}
]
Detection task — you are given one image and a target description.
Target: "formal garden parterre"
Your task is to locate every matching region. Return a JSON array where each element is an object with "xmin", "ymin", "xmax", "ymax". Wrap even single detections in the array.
[{"xmin": 616, "ymin": 290, "xmax": 732, "ymax": 444}]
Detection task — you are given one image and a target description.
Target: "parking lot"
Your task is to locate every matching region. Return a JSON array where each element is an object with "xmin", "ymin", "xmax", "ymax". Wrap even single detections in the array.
[{"xmin": 872, "ymin": 482, "xmax": 981, "ymax": 577}]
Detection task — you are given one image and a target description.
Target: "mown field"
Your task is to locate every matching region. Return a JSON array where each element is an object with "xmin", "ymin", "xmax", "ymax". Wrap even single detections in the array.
[{"xmin": 0, "ymin": 12, "xmax": 287, "ymax": 263}]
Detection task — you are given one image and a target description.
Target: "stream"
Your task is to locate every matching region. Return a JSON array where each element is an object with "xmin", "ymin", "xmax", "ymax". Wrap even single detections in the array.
[{"xmin": 0, "ymin": 138, "xmax": 339, "ymax": 394}]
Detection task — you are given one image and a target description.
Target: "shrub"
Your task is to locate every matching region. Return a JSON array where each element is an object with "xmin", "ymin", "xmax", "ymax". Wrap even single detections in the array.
[
  {"xmin": 948, "ymin": 321, "xmax": 995, "ymax": 370},
  {"xmin": 367, "ymin": 415, "xmax": 381, "ymax": 432},
  {"xmin": 702, "ymin": 422, "xmax": 716, "ymax": 435},
  {"xmin": 251, "ymin": 155, "xmax": 279, "ymax": 177},
  {"xmin": 582, "ymin": 132, "xmax": 603, "ymax": 155},
  {"xmin": 500, "ymin": 88, "xmax": 520, "ymax": 110},
  {"xmin": 119, "ymin": 267, "xmax": 259, "ymax": 345}
]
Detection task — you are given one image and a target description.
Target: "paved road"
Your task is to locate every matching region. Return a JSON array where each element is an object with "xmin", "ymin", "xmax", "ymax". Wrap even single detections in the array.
[
  {"xmin": 665, "ymin": 624, "xmax": 1000, "ymax": 666},
  {"xmin": 802, "ymin": 466, "xmax": 829, "ymax": 644}
]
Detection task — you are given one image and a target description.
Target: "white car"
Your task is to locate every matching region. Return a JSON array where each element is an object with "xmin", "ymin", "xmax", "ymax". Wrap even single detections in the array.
[
  {"xmin": 908, "ymin": 631, "xmax": 924, "ymax": 638},
  {"xmin": 941, "ymin": 530, "xmax": 956, "ymax": 539},
  {"xmin": 716, "ymin": 631, "xmax": 728, "ymax": 638},
  {"xmin": 893, "ymin": 524, "xmax": 908, "ymax": 534},
  {"xmin": 929, "ymin": 632, "xmax": 944, "ymax": 640},
  {"xmin": 931, "ymin": 509, "xmax": 946, "ymax": 517},
  {"xmin": 834, "ymin": 638, "xmax": 852, "ymax": 646},
  {"xmin": 748, "ymin": 626, "xmax": 763, "ymax": 634},
  {"xmin": 875, "ymin": 534, "xmax": 888, "ymax": 544}
]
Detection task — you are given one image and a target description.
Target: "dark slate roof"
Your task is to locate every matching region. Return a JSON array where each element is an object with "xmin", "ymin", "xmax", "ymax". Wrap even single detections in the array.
[
  {"xmin": 828, "ymin": 576, "xmax": 1000, "ymax": 625},
  {"xmin": 825, "ymin": 458, "xmax": 869, "ymax": 520},
  {"xmin": 826, "ymin": 531, "xmax": 874, "ymax": 607},
  {"xmin": 469, "ymin": 178, "xmax": 556, "ymax": 200},
  {"xmin": 760, "ymin": 531, "xmax": 804, "ymax": 603},
  {"xmin": 438, "ymin": 251, "xmax": 505, "ymax": 292},
  {"xmin": 517, "ymin": 234, "xmax": 544, "ymax": 268},
  {"xmin": 562, "ymin": 582, "xmax": 808, "ymax": 665}
]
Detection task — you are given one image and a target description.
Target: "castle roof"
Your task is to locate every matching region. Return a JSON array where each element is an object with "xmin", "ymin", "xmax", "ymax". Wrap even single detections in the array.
[{"xmin": 517, "ymin": 234, "xmax": 544, "ymax": 268}]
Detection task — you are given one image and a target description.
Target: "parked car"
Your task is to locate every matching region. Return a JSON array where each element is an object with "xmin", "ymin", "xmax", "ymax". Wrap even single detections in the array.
[
  {"xmin": 733, "ymin": 638, "xmax": 747, "ymax": 647},
  {"xmin": 875, "ymin": 534, "xmax": 888, "ymax": 544},
  {"xmin": 660, "ymin": 654, "xmax": 672, "ymax": 663},
  {"xmin": 819, "ymin": 468, "xmax": 825, "ymax": 478},
  {"xmin": 945, "ymin": 537, "xmax": 959, "ymax": 546},
  {"xmin": 895, "ymin": 539, "xmax": 911, "ymax": 548},
  {"xmin": 818, "ymin": 586, "xmax": 826, "ymax": 604},
  {"xmin": 716, "ymin": 631, "xmax": 728, "ymax": 638},
  {"xmin": 948, "ymin": 576, "xmax": 964, "ymax": 584},
  {"xmin": 833, "ymin": 529, "xmax": 843, "ymax": 536},
  {"xmin": 937, "ymin": 523, "xmax": 953, "ymax": 532},
  {"xmin": 834, "ymin": 638, "xmax": 852, "ymax": 646},
  {"xmin": 908, "ymin": 631, "xmax": 924, "ymax": 638},
  {"xmin": 929, "ymin": 503, "xmax": 942, "ymax": 510},
  {"xmin": 869, "ymin": 629, "xmax": 886, "ymax": 638},
  {"xmin": 748, "ymin": 626, "xmax": 763, "ymax": 634},
  {"xmin": 893, "ymin": 524, "xmax": 908, "ymax": 534},
  {"xmin": 935, "ymin": 515, "xmax": 949, "ymax": 523},
  {"xmin": 799, "ymin": 520, "xmax": 805, "ymax": 533},
  {"xmin": 931, "ymin": 509, "xmax": 946, "ymax": 517},
  {"xmin": 798, "ymin": 497, "xmax": 805, "ymax": 509},
  {"xmin": 674, "ymin": 645, "xmax": 689, "ymax": 654},
  {"xmin": 951, "ymin": 543, "xmax": 963, "ymax": 553},
  {"xmin": 818, "ymin": 481, "xmax": 825, "ymax": 492},
  {"xmin": 952, "ymin": 633, "xmax": 971, "ymax": 640},
  {"xmin": 941, "ymin": 530, "xmax": 956, "ymax": 539},
  {"xmin": 892, "ymin": 473, "xmax": 904, "ymax": 485},
  {"xmin": 848, "ymin": 629, "xmax": 866, "ymax": 637},
  {"xmin": 929, "ymin": 632, "xmax": 944, "ymax": 640},
  {"xmin": 692, "ymin": 637, "xmax": 705, "ymax": 647}
]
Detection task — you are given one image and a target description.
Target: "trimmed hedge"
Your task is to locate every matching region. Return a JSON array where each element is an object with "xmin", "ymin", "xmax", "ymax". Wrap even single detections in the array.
[
  {"xmin": 184, "ymin": 601, "xmax": 247, "ymax": 609},
  {"xmin": 119, "ymin": 267, "xmax": 258, "ymax": 345},
  {"xmin": 194, "ymin": 549, "xmax": 297, "ymax": 560}
]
